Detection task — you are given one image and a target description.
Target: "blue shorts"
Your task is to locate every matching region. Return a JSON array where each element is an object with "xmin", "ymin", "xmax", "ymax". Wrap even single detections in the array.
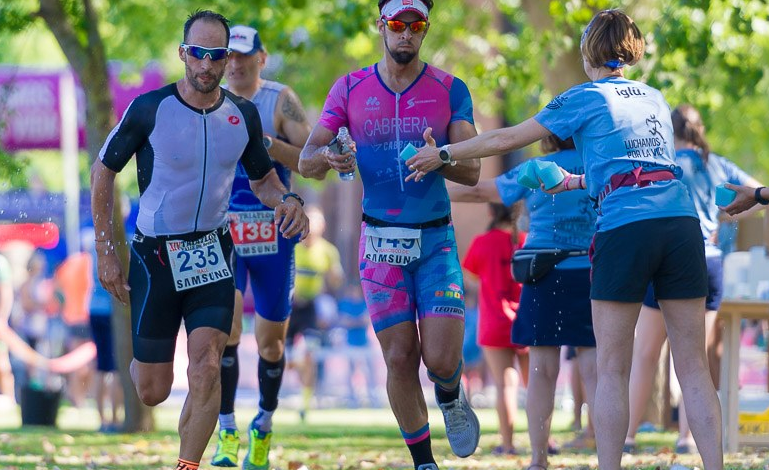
[
  {"xmin": 643, "ymin": 255, "xmax": 723, "ymax": 311},
  {"xmin": 513, "ymin": 267, "xmax": 595, "ymax": 347},
  {"xmin": 359, "ymin": 223, "xmax": 465, "ymax": 333},
  {"xmin": 234, "ymin": 234, "xmax": 296, "ymax": 322}
]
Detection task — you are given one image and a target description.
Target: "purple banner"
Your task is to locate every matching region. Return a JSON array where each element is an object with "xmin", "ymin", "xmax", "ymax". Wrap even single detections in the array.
[{"xmin": 0, "ymin": 64, "xmax": 164, "ymax": 151}]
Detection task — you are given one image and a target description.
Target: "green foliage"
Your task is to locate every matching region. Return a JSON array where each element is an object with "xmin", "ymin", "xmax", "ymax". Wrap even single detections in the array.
[{"xmin": 0, "ymin": 0, "xmax": 768, "ymax": 183}]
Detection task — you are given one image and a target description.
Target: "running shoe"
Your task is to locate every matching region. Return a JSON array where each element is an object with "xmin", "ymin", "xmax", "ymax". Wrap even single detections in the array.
[
  {"xmin": 437, "ymin": 384, "xmax": 480, "ymax": 458},
  {"xmin": 417, "ymin": 464, "xmax": 439, "ymax": 470},
  {"xmin": 211, "ymin": 429, "xmax": 240, "ymax": 467},
  {"xmin": 243, "ymin": 423, "xmax": 272, "ymax": 470}
]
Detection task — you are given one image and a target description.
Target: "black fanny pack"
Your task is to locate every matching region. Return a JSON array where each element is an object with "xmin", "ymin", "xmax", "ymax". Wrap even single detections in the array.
[{"xmin": 511, "ymin": 248, "xmax": 589, "ymax": 284}]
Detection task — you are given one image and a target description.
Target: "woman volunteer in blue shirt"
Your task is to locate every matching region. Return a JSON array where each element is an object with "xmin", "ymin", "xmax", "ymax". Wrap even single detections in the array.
[
  {"xmin": 407, "ymin": 10, "xmax": 722, "ymax": 470},
  {"xmin": 625, "ymin": 104, "xmax": 763, "ymax": 455},
  {"xmin": 450, "ymin": 135, "xmax": 597, "ymax": 470}
]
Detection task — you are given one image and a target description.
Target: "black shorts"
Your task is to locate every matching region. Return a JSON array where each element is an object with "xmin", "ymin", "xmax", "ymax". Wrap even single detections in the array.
[
  {"xmin": 89, "ymin": 314, "xmax": 116, "ymax": 372},
  {"xmin": 128, "ymin": 227, "xmax": 235, "ymax": 363},
  {"xmin": 590, "ymin": 217, "xmax": 708, "ymax": 302},
  {"xmin": 286, "ymin": 298, "xmax": 319, "ymax": 347}
]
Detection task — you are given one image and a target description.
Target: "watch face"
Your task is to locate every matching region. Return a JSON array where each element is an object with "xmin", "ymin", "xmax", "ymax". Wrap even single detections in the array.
[{"xmin": 439, "ymin": 149, "xmax": 450, "ymax": 163}]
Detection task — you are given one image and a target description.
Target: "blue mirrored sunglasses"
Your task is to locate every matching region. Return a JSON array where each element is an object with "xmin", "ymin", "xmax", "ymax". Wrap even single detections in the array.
[{"xmin": 181, "ymin": 44, "xmax": 230, "ymax": 61}]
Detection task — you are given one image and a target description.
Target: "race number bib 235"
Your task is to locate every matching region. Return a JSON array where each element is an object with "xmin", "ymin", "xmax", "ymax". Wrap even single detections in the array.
[
  {"xmin": 166, "ymin": 232, "xmax": 231, "ymax": 291},
  {"xmin": 363, "ymin": 226, "xmax": 421, "ymax": 266},
  {"xmin": 228, "ymin": 210, "xmax": 278, "ymax": 257}
]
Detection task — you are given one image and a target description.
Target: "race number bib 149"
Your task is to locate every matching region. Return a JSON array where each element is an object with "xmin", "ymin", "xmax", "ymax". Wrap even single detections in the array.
[
  {"xmin": 228, "ymin": 211, "xmax": 278, "ymax": 257},
  {"xmin": 363, "ymin": 226, "xmax": 421, "ymax": 266},
  {"xmin": 166, "ymin": 232, "xmax": 231, "ymax": 292}
]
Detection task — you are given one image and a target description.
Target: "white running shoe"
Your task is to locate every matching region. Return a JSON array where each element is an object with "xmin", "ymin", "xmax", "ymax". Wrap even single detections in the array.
[{"xmin": 437, "ymin": 384, "xmax": 480, "ymax": 458}]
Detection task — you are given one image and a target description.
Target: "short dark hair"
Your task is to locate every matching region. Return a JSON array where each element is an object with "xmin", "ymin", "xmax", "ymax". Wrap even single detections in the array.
[
  {"xmin": 378, "ymin": 0, "xmax": 434, "ymax": 14},
  {"xmin": 183, "ymin": 10, "xmax": 230, "ymax": 44}
]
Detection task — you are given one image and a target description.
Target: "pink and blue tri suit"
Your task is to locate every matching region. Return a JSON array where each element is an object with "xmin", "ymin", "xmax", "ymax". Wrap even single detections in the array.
[{"xmin": 318, "ymin": 63, "xmax": 474, "ymax": 332}]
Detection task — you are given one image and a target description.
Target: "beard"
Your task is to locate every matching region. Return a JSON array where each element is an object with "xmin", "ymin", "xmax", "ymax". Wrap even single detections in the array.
[
  {"xmin": 186, "ymin": 65, "xmax": 224, "ymax": 94},
  {"xmin": 385, "ymin": 38, "xmax": 417, "ymax": 65}
]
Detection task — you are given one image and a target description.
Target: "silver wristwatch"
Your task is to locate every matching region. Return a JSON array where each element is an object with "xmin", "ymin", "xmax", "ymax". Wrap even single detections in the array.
[{"xmin": 438, "ymin": 144, "xmax": 457, "ymax": 166}]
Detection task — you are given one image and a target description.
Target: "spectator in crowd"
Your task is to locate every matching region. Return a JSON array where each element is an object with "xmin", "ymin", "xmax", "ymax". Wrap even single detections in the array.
[
  {"xmin": 460, "ymin": 281, "xmax": 485, "ymax": 403},
  {"xmin": 289, "ymin": 205, "xmax": 344, "ymax": 420},
  {"xmin": 462, "ymin": 202, "xmax": 529, "ymax": 456},
  {"xmin": 54, "ymin": 250, "xmax": 94, "ymax": 408},
  {"xmin": 83, "ymin": 233, "xmax": 123, "ymax": 432},
  {"xmin": 449, "ymin": 135, "xmax": 596, "ymax": 468},
  {"xmin": 337, "ymin": 283, "xmax": 379, "ymax": 407}
]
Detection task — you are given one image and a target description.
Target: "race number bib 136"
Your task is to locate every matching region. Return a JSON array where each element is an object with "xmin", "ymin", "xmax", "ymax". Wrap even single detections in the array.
[
  {"xmin": 166, "ymin": 232, "xmax": 231, "ymax": 291},
  {"xmin": 363, "ymin": 226, "xmax": 422, "ymax": 266},
  {"xmin": 228, "ymin": 210, "xmax": 278, "ymax": 257}
]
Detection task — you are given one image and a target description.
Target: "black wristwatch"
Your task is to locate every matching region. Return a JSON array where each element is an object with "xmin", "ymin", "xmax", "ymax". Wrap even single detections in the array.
[
  {"xmin": 281, "ymin": 192, "xmax": 304, "ymax": 206},
  {"xmin": 263, "ymin": 136, "xmax": 273, "ymax": 150},
  {"xmin": 755, "ymin": 186, "xmax": 769, "ymax": 205},
  {"xmin": 439, "ymin": 144, "xmax": 457, "ymax": 166}
]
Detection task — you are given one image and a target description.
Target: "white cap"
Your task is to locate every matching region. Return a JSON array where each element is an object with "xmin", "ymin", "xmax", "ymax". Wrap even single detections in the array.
[
  {"xmin": 380, "ymin": 0, "xmax": 429, "ymax": 20},
  {"xmin": 229, "ymin": 25, "xmax": 263, "ymax": 55}
]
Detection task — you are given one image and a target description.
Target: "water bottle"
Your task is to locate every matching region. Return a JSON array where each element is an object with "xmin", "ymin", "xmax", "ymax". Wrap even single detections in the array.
[{"xmin": 336, "ymin": 127, "xmax": 355, "ymax": 181}]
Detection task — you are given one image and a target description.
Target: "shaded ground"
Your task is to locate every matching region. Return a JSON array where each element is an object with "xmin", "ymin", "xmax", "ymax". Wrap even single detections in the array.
[{"xmin": 0, "ymin": 404, "xmax": 766, "ymax": 469}]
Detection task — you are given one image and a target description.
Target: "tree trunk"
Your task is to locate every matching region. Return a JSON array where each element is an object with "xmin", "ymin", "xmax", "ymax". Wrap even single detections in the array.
[
  {"xmin": 520, "ymin": 0, "xmax": 587, "ymax": 94},
  {"xmin": 110, "ymin": 193, "xmax": 155, "ymax": 432},
  {"xmin": 38, "ymin": 0, "xmax": 154, "ymax": 432}
]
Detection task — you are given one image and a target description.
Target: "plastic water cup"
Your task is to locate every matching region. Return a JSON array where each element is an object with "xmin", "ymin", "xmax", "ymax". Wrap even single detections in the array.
[
  {"xmin": 715, "ymin": 183, "xmax": 736, "ymax": 206},
  {"xmin": 537, "ymin": 161, "xmax": 565, "ymax": 190},
  {"xmin": 517, "ymin": 160, "xmax": 540, "ymax": 189},
  {"xmin": 400, "ymin": 143, "xmax": 418, "ymax": 161}
]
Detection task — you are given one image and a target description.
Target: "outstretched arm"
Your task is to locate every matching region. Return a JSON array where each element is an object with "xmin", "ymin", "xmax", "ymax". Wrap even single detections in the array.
[
  {"xmin": 722, "ymin": 183, "xmax": 769, "ymax": 216},
  {"xmin": 407, "ymin": 118, "xmax": 551, "ymax": 179},
  {"xmin": 437, "ymin": 121, "xmax": 480, "ymax": 186},
  {"xmin": 448, "ymin": 180, "xmax": 503, "ymax": 203}
]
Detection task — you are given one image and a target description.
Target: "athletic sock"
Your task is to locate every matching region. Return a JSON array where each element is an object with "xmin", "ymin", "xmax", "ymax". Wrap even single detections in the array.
[
  {"xmin": 253, "ymin": 408, "xmax": 275, "ymax": 433},
  {"xmin": 258, "ymin": 354, "xmax": 285, "ymax": 412},
  {"xmin": 434, "ymin": 382, "xmax": 460, "ymax": 404},
  {"xmin": 220, "ymin": 344, "xmax": 239, "ymax": 415},
  {"xmin": 218, "ymin": 412, "xmax": 236, "ymax": 431},
  {"xmin": 176, "ymin": 458, "xmax": 199, "ymax": 470},
  {"xmin": 401, "ymin": 424, "xmax": 435, "ymax": 469}
]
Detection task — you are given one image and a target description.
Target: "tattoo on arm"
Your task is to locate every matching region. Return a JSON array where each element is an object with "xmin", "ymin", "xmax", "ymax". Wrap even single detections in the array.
[{"xmin": 282, "ymin": 92, "xmax": 307, "ymax": 123}]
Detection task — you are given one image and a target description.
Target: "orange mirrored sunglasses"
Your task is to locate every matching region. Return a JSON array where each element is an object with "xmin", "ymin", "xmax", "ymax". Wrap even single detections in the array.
[{"xmin": 384, "ymin": 19, "xmax": 428, "ymax": 34}]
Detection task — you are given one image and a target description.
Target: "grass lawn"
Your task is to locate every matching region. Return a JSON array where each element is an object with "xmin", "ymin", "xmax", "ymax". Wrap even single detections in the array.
[{"xmin": 0, "ymin": 401, "xmax": 766, "ymax": 469}]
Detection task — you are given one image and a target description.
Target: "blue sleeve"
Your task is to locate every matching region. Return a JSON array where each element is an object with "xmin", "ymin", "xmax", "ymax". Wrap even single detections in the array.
[
  {"xmin": 495, "ymin": 165, "xmax": 533, "ymax": 207},
  {"xmin": 718, "ymin": 155, "xmax": 753, "ymax": 185},
  {"xmin": 533, "ymin": 85, "xmax": 588, "ymax": 140},
  {"xmin": 449, "ymin": 77, "xmax": 474, "ymax": 125}
]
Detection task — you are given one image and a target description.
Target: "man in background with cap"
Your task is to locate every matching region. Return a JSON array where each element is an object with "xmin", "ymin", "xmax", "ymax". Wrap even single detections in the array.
[
  {"xmin": 298, "ymin": 1, "xmax": 481, "ymax": 468},
  {"xmin": 210, "ymin": 24, "xmax": 312, "ymax": 470}
]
